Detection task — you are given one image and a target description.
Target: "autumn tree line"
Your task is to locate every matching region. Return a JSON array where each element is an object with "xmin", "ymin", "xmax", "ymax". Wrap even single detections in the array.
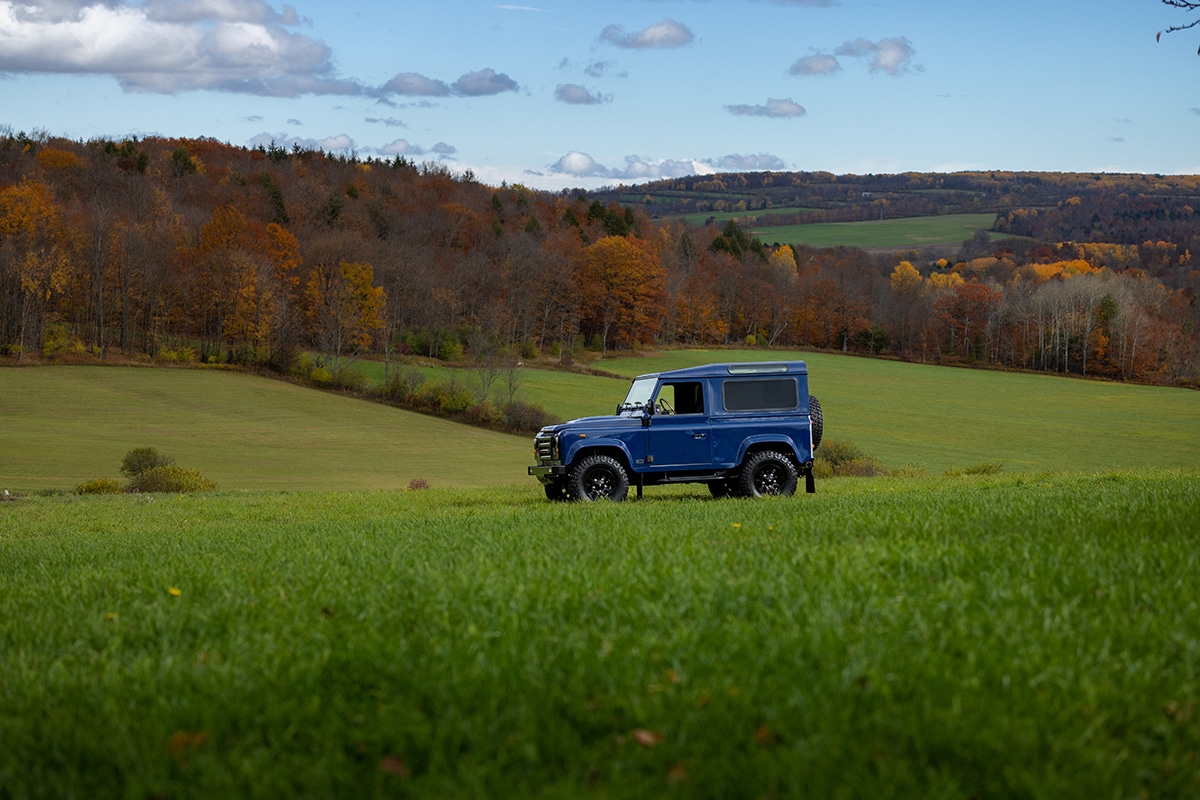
[{"xmin": 1, "ymin": 131, "xmax": 1197, "ymax": 389}]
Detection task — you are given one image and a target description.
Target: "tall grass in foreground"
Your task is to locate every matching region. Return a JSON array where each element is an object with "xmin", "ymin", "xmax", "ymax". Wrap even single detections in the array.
[{"xmin": 1, "ymin": 471, "xmax": 1199, "ymax": 798}]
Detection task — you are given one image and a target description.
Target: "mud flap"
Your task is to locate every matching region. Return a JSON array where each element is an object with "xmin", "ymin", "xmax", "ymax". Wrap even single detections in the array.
[{"xmin": 805, "ymin": 469, "xmax": 816, "ymax": 494}]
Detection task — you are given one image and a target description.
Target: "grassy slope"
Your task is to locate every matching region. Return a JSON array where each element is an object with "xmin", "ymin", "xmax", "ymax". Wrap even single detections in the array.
[
  {"xmin": 0, "ymin": 366, "xmax": 529, "ymax": 491},
  {"xmin": 2, "ymin": 472, "xmax": 1198, "ymax": 798},
  {"xmin": 750, "ymin": 213, "xmax": 1000, "ymax": 249}
]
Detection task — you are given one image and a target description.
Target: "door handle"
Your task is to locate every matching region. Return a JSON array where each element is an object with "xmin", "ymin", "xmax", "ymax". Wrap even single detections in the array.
[{"xmin": 692, "ymin": 432, "xmax": 707, "ymax": 439}]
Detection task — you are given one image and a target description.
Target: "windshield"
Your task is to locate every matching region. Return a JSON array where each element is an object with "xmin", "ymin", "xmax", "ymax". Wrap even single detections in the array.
[{"xmin": 619, "ymin": 376, "xmax": 658, "ymax": 412}]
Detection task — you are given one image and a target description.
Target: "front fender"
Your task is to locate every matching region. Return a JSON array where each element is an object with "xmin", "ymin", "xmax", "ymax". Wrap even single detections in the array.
[{"xmin": 562, "ymin": 437, "xmax": 636, "ymax": 471}]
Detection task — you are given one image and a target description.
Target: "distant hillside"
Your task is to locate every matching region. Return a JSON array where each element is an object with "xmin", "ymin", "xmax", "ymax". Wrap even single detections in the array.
[
  {"xmin": 590, "ymin": 171, "xmax": 1200, "ymax": 250},
  {"xmin": 1, "ymin": 132, "xmax": 1197, "ymax": 388}
]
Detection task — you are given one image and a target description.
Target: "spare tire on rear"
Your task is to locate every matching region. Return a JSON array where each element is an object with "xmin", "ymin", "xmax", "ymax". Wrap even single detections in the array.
[{"xmin": 809, "ymin": 395, "xmax": 823, "ymax": 451}]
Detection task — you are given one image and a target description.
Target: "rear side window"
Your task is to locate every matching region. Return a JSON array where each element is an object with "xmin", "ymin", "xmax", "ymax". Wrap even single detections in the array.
[{"xmin": 722, "ymin": 378, "xmax": 798, "ymax": 412}]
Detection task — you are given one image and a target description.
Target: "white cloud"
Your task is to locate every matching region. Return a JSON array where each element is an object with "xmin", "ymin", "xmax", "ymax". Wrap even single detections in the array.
[
  {"xmin": 248, "ymin": 130, "xmax": 355, "ymax": 153},
  {"xmin": 452, "ymin": 67, "xmax": 518, "ymax": 96},
  {"xmin": 789, "ymin": 53, "xmax": 839, "ymax": 77},
  {"xmin": 705, "ymin": 153, "xmax": 787, "ymax": 171},
  {"xmin": 380, "ymin": 138, "xmax": 424, "ymax": 156},
  {"xmin": 726, "ymin": 97, "xmax": 806, "ymax": 118},
  {"xmin": 600, "ymin": 19, "xmax": 694, "ymax": 50},
  {"xmin": 549, "ymin": 151, "xmax": 717, "ymax": 181},
  {"xmin": 0, "ymin": 0, "xmax": 357, "ymax": 95},
  {"xmin": 382, "ymin": 72, "xmax": 450, "ymax": 96},
  {"xmin": 555, "ymin": 83, "xmax": 610, "ymax": 105},
  {"xmin": 835, "ymin": 36, "xmax": 916, "ymax": 76}
]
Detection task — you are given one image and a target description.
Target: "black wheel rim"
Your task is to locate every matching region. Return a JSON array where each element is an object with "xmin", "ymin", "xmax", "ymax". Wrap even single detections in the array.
[
  {"xmin": 584, "ymin": 467, "xmax": 616, "ymax": 498},
  {"xmin": 754, "ymin": 463, "xmax": 784, "ymax": 495}
]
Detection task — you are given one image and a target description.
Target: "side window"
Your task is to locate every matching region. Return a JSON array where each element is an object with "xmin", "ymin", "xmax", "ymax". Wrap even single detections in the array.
[
  {"xmin": 658, "ymin": 381, "xmax": 705, "ymax": 414},
  {"xmin": 722, "ymin": 378, "xmax": 798, "ymax": 412}
]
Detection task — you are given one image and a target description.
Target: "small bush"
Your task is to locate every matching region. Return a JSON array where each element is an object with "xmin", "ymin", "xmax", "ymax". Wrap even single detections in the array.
[
  {"xmin": 121, "ymin": 447, "xmax": 175, "ymax": 477},
  {"xmin": 814, "ymin": 439, "xmax": 890, "ymax": 478},
  {"xmin": 460, "ymin": 400, "xmax": 502, "ymax": 429},
  {"xmin": 379, "ymin": 369, "xmax": 425, "ymax": 402},
  {"xmin": 407, "ymin": 478, "xmax": 430, "ymax": 491},
  {"xmin": 77, "ymin": 478, "xmax": 124, "ymax": 495},
  {"xmin": 332, "ymin": 368, "xmax": 369, "ymax": 392},
  {"xmin": 501, "ymin": 401, "xmax": 552, "ymax": 434},
  {"xmin": 816, "ymin": 439, "xmax": 867, "ymax": 469},
  {"xmin": 945, "ymin": 462, "xmax": 1004, "ymax": 477},
  {"xmin": 891, "ymin": 464, "xmax": 927, "ymax": 480},
  {"xmin": 834, "ymin": 457, "xmax": 890, "ymax": 478},
  {"xmin": 411, "ymin": 381, "xmax": 473, "ymax": 416},
  {"xmin": 127, "ymin": 466, "xmax": 217, "ymax": 494}
]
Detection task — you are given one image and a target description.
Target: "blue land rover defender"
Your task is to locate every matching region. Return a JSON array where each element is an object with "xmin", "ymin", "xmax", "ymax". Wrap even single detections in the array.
[{"xmin": 529, "ymin": 362, "xmax": 823, "ymax": 501}]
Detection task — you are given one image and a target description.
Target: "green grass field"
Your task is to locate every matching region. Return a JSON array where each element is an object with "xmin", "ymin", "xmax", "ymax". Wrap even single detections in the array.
[
  {"xmin": 2, "ymin": 472, "xmax": 1198, "ymax": 798},
  {"xmin": 2, "ymin": 351, "xmax": 1197, "ymax": 493},
  {"xmin": 353, "ymin": 349, "xmax": 1200, "ymax": 475},
  {"xmin": 749, "ymin": 213, "xmax": 1000, "ymax": 249},
  {"xmin": 0, "ymin": 366, "xmax": 529, "ymax": 491}
]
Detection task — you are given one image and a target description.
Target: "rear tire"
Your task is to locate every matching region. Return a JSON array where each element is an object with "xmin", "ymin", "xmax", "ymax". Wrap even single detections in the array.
[
  {"xmin": 707, "ymin": 480, "xmax": 733, "ymax": 499},
  {"xmin": 738, "ymin": 450, "xmax": 798, "ymax": 498},
  {"xmin": 568, "ymin": 454, "xmax": 630, "ymax": 502}
]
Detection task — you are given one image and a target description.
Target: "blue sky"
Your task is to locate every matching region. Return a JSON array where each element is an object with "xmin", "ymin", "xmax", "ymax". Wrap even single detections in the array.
[{"xmin": 2, "ymin": 0, "xmax": 1198, "ymax": 190}]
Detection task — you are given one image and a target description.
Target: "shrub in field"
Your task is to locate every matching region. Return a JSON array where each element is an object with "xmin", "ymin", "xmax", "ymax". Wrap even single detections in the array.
[
  {"xmin": 126, "ymin": 465, "xmax": 216, "ymax": 493},
  {"xmin": 501, "ymin": 401, "xmax": 552, "ymax": 434},
  {"xmin": 945, "ymin": 462, "xmax": 1004, "ymax": 476},
  {"xmin": 834, "ymin": 456, "xmax": 890, "ymax": 477},
  {"xmin": 459, "ymin": 400, "xmax": 502, "ymax": 429},
  {"xmin": 76, "ymin": 478, "xmax": 124, "ymax": 495},
  {"xmin": 379, "ymin": 369, "xmax": 425, "ymax": 402},
  {"xmin": 120, "ymin": 447, "xmax": 175, "ymax": 477},
  {"xmin": 815, "ymin": 439, "xmax": 890, "ymax": 478},
  {"xmin": 411, "ymin": 380, "xmax": 473, "ymax": 415},
  {"xmin": 406, "ymin": 478, "xmax": 430, "ymax": 490}
]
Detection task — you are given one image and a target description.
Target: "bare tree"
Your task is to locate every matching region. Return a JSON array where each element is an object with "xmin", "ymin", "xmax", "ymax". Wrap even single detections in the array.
[{"xmin": 1158, "ymin": 1, "xmax": 1200, "ymax": 51}]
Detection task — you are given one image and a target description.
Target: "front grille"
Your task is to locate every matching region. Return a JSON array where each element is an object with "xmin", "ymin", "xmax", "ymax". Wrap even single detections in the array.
[{"xmin": 534, "ymin": 431, "xmax": 557, "ymax": 463}]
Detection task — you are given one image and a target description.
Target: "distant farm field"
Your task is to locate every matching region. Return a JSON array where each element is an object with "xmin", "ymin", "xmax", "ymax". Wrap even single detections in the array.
[
  {"xmin": 2, "ymin": 472, "xmax": 1198, "ymax": 798},
  {"xmin": 750, "ymin": 212, "xmax": 1001, "ymax": 249}
]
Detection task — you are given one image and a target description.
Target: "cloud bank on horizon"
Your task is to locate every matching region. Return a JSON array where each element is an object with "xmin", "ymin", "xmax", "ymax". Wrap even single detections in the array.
[{"xmin": 1, "ymin": 0, "xmax": 1195, "ymax": 188}]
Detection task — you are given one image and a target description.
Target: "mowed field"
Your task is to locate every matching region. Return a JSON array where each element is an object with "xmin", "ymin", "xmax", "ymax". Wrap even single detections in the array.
[
  {"xmin": 0, "ymin": 366, "xmax": 529, "ymax": 492},
  {"xmin": 750, "ymin": 213, "xmax": 1001, "ymax": 249},
  {"xmin": 3, "ymin": 352, "xmax": 1199, "ymax": 492}
]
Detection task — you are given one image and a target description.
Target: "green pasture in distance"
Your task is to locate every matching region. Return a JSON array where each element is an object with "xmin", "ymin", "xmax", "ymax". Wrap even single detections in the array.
[
  {"xmin": 598, "ymin": 350, "xmax": 1200, "ymax": 474},
  {"xmin": 671, "ymin": 206, "xmax": 823, "ymax": 227},
  {"xmin": 2, "ymin": 471, "xmax": 1198, "ymax": 798},
  {"xmin": 0, "ymin": 366, "xmax": 528, "ymax": 492},
  {"xmin": 751, "ymin": 212, "xmax": 1000, "ymax": 249}
]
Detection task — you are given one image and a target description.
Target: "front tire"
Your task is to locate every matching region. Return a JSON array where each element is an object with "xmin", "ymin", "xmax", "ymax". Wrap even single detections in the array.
[
  {"xmin": 738, "ymin": 450, "xmax": 798, "ymax": 498},
  {"xmin": 568, "ymin": 454, "xmax": 630, "ymax": 502}
]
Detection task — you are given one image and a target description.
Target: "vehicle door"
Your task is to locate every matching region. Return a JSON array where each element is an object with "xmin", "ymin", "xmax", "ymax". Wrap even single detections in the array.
[{"xmin": 646, "ymin": 380, "xmax": 711, "ymax": 468}]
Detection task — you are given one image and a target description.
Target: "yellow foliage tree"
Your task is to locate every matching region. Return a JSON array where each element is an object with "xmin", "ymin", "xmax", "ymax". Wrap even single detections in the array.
[
  {"xmin": 304, "ymin": 260, "xmax": 386, "ymax": 377},
  {"xmin": 890, "ymin": 261, "xmax": 923, "ymax": 295},
  {"xmin": 0, "ymin": 178, "xmax": 69, "ymax": 358}
]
